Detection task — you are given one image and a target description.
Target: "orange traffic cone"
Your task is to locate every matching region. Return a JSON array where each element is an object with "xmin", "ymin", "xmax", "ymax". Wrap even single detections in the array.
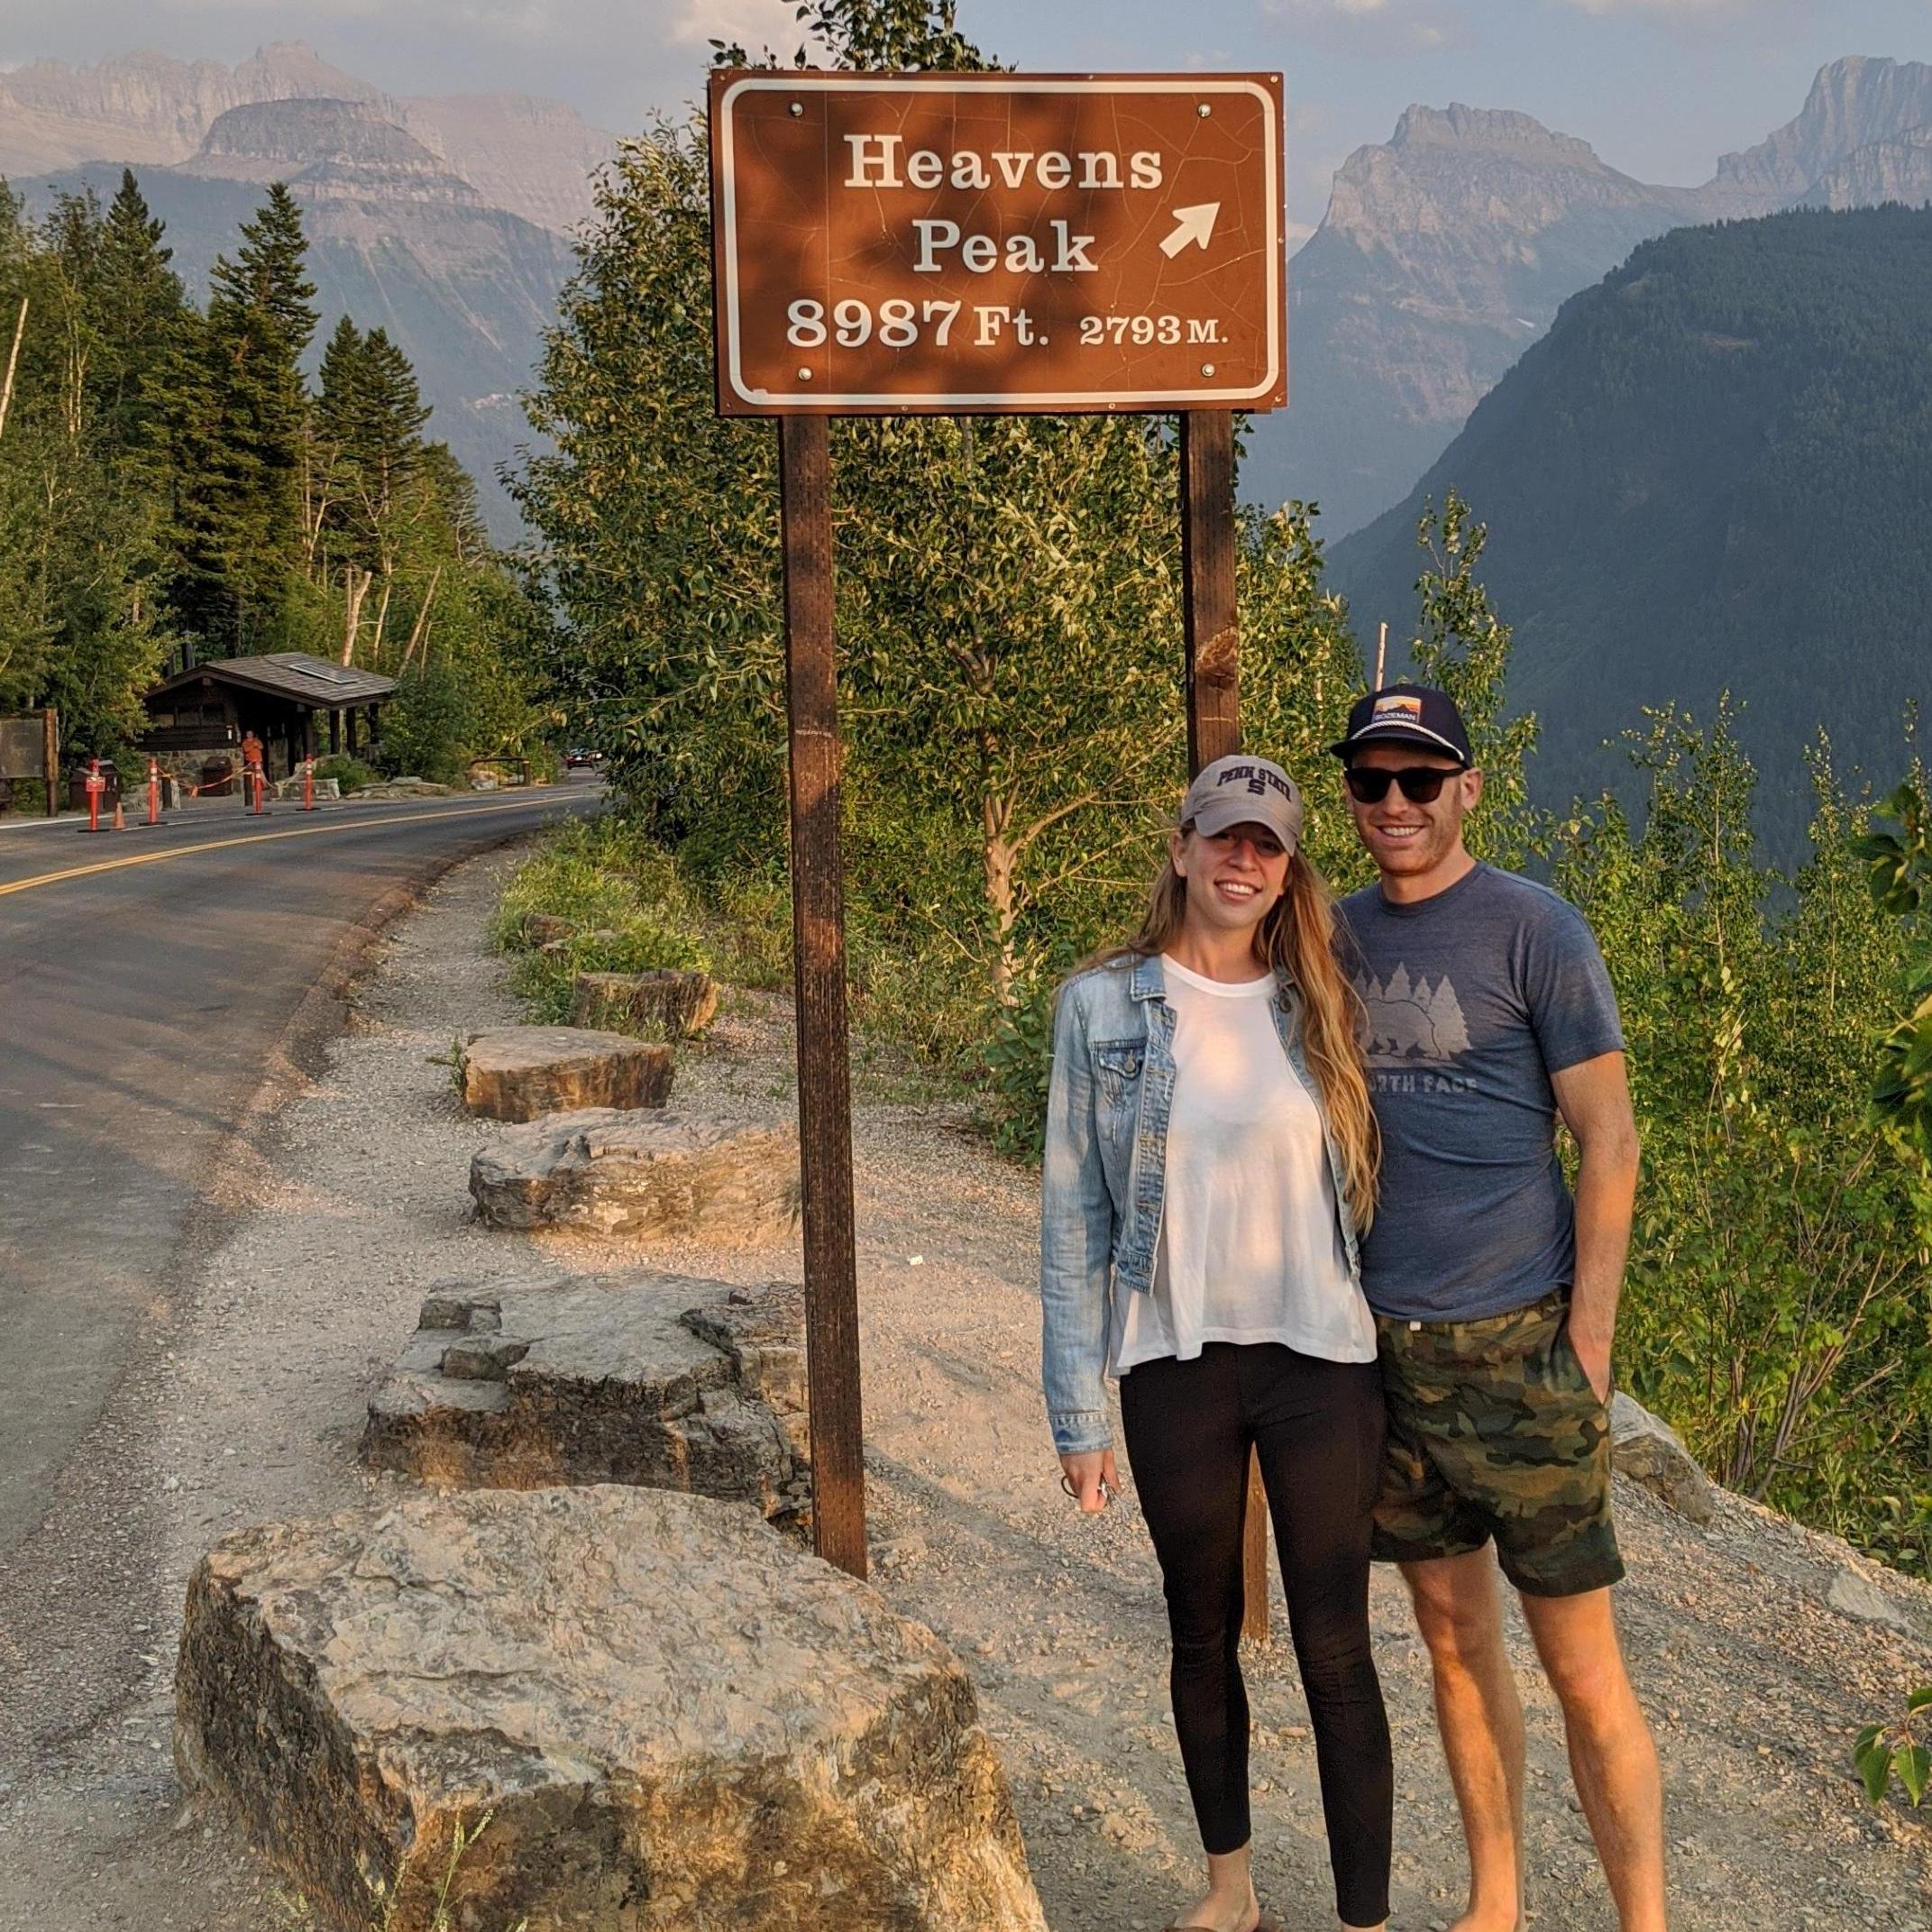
[{"xmin": 112, "ymin": 800, "xmax": 125, "ymax": 830}]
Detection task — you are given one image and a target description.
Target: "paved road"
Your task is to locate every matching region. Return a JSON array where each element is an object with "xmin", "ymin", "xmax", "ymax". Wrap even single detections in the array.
[{"xmin": 0, "ymin": 783, "xmax": 599, "ymax": 1566}]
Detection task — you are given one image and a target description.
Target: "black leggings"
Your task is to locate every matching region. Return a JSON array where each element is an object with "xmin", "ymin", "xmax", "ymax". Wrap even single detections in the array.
[{"xmin": 1121, "ymin": 1341, "xmax": 1393, "ymax": 1930}]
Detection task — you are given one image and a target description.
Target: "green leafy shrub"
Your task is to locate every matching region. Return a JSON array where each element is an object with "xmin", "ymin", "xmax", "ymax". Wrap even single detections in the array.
[
  {"xmin": 494, "ymin": 817, "xmax": 727, "ymax": 1022},
  {"xmin": 315, "ymin": 754, "xmax": 379, "ymax": 794},
  {"xmin": 983, "ymin": 975, "xmax": 1057, "ymax": 1163},
  {"xmin": 1855, "ymin": 1689, "xmax": 1932, "ymax": 1807},
  {"xmin": 508, "ymin": 920, "xmax": 712, "ymax": 1025}
]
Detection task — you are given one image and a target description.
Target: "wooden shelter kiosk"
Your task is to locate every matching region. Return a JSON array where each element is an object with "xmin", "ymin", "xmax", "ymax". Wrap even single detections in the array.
[{"xmin": 142, "ymin": 654, "xmax": 398, "ymax": 781}]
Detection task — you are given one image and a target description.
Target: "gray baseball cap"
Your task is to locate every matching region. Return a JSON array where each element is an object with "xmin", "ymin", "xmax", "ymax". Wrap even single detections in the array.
[{"xmin": 1182, "ymin": 754, "xmax": 1304, "ymax": 854}]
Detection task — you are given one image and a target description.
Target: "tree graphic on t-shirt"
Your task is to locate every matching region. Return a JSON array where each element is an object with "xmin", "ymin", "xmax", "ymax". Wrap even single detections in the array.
[{"xmin": 1359, "ymin": 967, "xmax": 1470, "ymax": 1067}]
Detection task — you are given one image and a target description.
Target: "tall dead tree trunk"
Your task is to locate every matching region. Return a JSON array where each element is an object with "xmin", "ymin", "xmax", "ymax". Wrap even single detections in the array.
[
  {"xmin": 341, "ymin": 564, "xmax": 372, "ymax": 667},
  {"xmin": 369, "ymin": 574, "xmax": 394, "ymax": 670},
  {"xmin": 0, "ymin": 297, "xmax": 27, "ymax": 444},
  {"xmin": 400, "ymin": 565, "xmax": 442, "ymax": 673}
]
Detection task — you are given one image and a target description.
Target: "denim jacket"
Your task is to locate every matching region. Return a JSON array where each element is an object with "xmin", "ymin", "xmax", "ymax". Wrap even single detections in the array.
[{"xmin": 1039, "ymin": 952, "xmax": 1365, "ymax": 1454}]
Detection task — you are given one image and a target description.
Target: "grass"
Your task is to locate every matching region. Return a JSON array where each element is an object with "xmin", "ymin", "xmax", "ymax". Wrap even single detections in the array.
[
  {"xmin": 494, "ymin": 815, "xmax": 984, "ymax": 1112},
  {"xmin": 273, "ymin": 1810, "xmax": 526, "ymax": 1932},
  {"xmin": 492, "ymin": 818, "xmax": 725, "ymax": 1024}
]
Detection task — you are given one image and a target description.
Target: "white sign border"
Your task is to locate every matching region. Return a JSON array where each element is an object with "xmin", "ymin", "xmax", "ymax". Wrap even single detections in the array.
[{"xmin": 717, "ymin": 72, "xmax": 1285, "ymax": 412}]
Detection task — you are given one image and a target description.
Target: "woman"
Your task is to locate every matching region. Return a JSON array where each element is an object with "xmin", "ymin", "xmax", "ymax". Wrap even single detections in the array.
[{"xmin": 1039, "ymin": 753, "xmax": 1391, "ymax": 1932}]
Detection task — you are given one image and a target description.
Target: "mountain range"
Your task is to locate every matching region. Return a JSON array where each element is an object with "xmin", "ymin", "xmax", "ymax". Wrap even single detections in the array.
[
  {"xmin": 1248, "ymin": 56, "xmax": 1932, "ymax": 537},
  {"xmin": 1325, "ymin": 203, "xmax": 1932, "ymax": 856},
  {"xmin": 0, "ymin": 45, "xmax": 615, "ymax": 539},
  {"xmin": 6, "ymin": 45, "xmax": 1932, "ymax": 557}
]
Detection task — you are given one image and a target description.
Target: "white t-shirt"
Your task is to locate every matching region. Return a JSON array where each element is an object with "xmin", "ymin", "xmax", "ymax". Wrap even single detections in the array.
[{"xmin": 1110, "ymin": 955, "xmax": 1375, "ymax": 1376}]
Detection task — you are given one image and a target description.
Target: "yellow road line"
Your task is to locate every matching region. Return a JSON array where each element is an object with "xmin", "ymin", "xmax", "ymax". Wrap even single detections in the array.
[{"xmin": 0, "ymin": 796, "xmax": 579, "ymax": 900}]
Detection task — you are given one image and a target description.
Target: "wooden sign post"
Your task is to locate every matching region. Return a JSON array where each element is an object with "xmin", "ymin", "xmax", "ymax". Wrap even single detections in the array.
[{"xmin": 712, "ymin": 70, "xmax": 1287, "ymax": 1619}]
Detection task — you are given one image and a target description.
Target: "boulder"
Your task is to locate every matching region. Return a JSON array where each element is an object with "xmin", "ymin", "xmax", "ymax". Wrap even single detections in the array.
[
  {"xmin": 1827, "ymin": 1566, "xmax": 1918, "ymax": 1634},
  {"xmin": 470, "ymin": 1109, "xmax": 800, "ymax": 1244},
  {"xmin": 274, "ymin": 775, "xmax": 341, "ymax": 801},
  {"xmin": 572, "ymin": 969, "xmax": 720, "ymax": 1039},
  {"xmin": 460, "ymin": 1026, "xmax": 673, "ymax": 1122},
  {"xmin": 175, "ymin": 1487, "xmax": 1048, "ymax": 1932},
  {"xmin": 362, "ymin": 1276, "xmax": 810, "ymax": 1525},
  {"xmin": 1609, "ymin": 1393, "xmax": 1717, "ymax": 1526},
  {"xmin": 519, "ymin": 911, "xmax": 576, "ymax": 948}
]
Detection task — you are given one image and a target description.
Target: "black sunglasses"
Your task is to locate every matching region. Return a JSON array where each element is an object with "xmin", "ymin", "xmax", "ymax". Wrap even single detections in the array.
[{"xmin": 1343, "ymin": 765, "xmax": 1468, "ymax": 805}]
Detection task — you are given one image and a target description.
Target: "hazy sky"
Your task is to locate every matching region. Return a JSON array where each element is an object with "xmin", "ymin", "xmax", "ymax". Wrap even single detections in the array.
[{"xmin": 4, "ymin": 0, "xmax": 1927, "ymax": 238}]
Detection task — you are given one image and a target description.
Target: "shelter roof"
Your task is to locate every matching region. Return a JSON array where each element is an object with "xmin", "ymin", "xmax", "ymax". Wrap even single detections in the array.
[{"xmin": 148, "ymin": 654, "xmax": 397, "ymax": 711}]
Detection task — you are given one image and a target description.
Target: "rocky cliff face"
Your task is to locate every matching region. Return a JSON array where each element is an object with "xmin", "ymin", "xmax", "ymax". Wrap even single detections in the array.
[
  {"xmin": 1709, "ymin": 55, "xmax": 1932, "ymax": 205},
  {"xmin": 1253, "ymin": 106, "xmax": 1695, "ymax": 534},
  {"xmin": 178, "ymin": 100, "xmax": 483, "ymax": 207},
  {"xmin": 404, "ymin": 94, "xmax": 617, "ymax": 236},
  {"xmin": 1802, "ymin": 124, "xmax": 1932, "ymax": 210},
  {"xmin": 1250, "ymin": 55, "xmax": 1932, "ymax": 538},
  {"xmin": 0, "ymin": 42, "xmax": 608, "ymax": 233},
  {"xmin": 0, "ymin": 44, "xmax": 390, "ymax": 175}
]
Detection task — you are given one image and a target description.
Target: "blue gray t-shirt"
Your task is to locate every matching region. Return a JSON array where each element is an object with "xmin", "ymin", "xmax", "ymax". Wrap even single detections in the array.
[{"xmin": 1338, "ymin": 863, "xmax": 1625, "ymax": 1322}]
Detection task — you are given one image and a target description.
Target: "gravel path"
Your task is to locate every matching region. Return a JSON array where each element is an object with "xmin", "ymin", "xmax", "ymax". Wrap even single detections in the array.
[{"xmin": 4, "ymin": 841, "xmax": 1930, "ymax": 1929}]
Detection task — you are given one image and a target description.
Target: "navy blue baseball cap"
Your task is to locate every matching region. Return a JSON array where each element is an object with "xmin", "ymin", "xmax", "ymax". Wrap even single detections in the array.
[{"xmin": 1328, "ymin": 683, "xmax": 1472, "ymax": 765}]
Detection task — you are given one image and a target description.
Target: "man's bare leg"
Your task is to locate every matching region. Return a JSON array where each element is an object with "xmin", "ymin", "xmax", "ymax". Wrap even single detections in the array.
[
  {"xmin": 1402, "ymin": 1552, "xmax": 1526, "ymax": 1932},
  {"xmin": 1519, "ymin": 1588, "xmax": 1666, "ymax": 1930}
]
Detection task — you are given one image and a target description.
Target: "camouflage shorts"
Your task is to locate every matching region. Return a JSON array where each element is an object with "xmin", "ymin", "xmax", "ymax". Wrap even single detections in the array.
[{"xmin": 1371, "ymin": 1289, "xmax": 1625, "ymax": 1598}]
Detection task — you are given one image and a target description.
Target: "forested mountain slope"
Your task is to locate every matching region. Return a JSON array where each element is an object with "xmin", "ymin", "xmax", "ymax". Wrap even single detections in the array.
[
  {"xmin": 1249, "ymin": 58, "xmax": 1932, "ymax": 540},
  {"xmin": 1326, "ymin": 205, "xmax": 1932, "ymax": 854}
]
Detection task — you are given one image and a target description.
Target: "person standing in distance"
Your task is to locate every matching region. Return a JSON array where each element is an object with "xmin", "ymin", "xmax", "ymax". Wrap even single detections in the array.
[
  {"xmin": 1041, "ymin": 753, "xmax": 1392, "ymax": 1932},
  {"xmin": 1331, "ymin": 686, "xmax": 1663, "ymax": 1932}
]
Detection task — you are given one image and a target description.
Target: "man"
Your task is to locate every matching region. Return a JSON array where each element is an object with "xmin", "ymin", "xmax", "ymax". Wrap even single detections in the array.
[{"xmin": 1331, "ymin": 684, "xmax": 1663, "ymax": 1932}]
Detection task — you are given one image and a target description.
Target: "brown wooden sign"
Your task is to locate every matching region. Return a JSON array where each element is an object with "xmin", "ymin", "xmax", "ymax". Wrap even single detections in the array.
[{"xmin": 710, "ymin": 71, "xmax": 1286, "ymax": 416}]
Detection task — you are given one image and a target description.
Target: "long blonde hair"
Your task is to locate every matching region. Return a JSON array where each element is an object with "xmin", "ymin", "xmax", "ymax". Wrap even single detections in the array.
[{"xmin": 1094, "ymin": 826, "xmax": 1380, "ymax": 1230}]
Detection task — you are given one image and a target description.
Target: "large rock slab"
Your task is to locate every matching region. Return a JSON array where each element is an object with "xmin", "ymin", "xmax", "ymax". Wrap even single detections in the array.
[
  {"xmin": 572, "ymin": 969, "xmax": 720, "ymax": 1039},
  {"xmin": 175, "ymin": 1487, "xmax": 1048, "ymax": 1932},
  {"xmin": 1609, "ymin": 1393, "xmax": 1717, "ymax": 1526},
  {"xmin": 362, "ymin": 1275, "xmax": 810, "ymax": 1525},
  {"xmin": 461, "ymin": 1026, "xmax": 673, "ymax": 1122},
  {"xmin": 470, "ymin": 1109, "xmax": 800, "ymax": 1244},
  {"xmin": 356, "ymin": 776, "xmax": 450, "ymax": 799}
]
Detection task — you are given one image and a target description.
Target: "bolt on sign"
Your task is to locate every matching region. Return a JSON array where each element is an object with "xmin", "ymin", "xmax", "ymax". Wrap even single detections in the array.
[{"xmin": 710, "ymin": 71, "xmax": 1286, "ymax": 415}]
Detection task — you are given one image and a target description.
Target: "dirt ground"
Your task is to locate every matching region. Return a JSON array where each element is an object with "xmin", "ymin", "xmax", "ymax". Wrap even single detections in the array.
[{"xmin": 4, "ymin": 842, "xmax": 1931, "ymax": 1931}]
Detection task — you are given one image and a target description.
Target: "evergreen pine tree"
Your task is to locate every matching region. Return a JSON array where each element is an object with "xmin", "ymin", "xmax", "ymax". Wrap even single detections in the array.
[
  {"xmin": 92, "ymin": 170, "xmax": 188, "ymax": 465},
  {"xmin": 314, "ymin": 319, "xmax": 431, "ymax": 572},
  {"xmin": 169, "ymin": 182, "xmax": 316, "ymax": 656},
  {"xmin": 38, "ymin": 188, "xmax": 102, "ymax": 441},
  {"xmin": 355, "ymin": 326, "xmax": 431, "ymax": 529}
]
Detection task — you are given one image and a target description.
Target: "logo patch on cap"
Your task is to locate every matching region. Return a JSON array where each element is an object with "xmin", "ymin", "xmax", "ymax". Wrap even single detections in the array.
[
  {"xmin": 1370, "ymin": 694, "xmax": 1424, "ymax": 727},
  {"xmin": 1213, "ymin": 762, "xmax": 1296, "ymax": 803}
]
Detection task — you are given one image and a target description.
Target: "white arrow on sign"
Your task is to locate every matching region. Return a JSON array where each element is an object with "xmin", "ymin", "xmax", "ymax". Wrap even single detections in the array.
[{"xmin": 1158, "ymin": 202, "xmax": 1221, "ymax": 258}]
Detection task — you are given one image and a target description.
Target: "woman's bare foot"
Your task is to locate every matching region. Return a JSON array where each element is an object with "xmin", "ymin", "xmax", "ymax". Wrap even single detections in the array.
[
  {"xmin": 1168, "ymin": 1841, "xmax": 1264, "ymax": 1930},
  {"xmin": 1168, "ymin": 1886, "xmax": 1259, "ymax": 1932}
]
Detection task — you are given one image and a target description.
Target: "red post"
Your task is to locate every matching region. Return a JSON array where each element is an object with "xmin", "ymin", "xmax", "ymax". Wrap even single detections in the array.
[
  {"xmin": 84, "ymin": 757, "xmax": 104, "ymax": 834},
  {"xmin": 147, "ymin": 756, "xmax": 160, "ymax": 827},
  {"xmin": 252, "ymin": 765, "xmax": 266, "ymax": 815},
  {"xmin": 302, "ymin": 757, "xmax": 315, "ymax": 812}
]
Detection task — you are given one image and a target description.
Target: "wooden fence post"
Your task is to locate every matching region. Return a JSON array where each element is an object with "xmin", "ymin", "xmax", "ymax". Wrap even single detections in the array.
[
  {"xmin": 1179, "ymin": 408, "xmax": 1270, "ymax": 1647},
  {"xmin": 778, "ymin": 414, "xmax": 868, "ymax": 1579},
  {"xmin": 41, "ymin": 708, "xmax": 57, "ymax": 818}
]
